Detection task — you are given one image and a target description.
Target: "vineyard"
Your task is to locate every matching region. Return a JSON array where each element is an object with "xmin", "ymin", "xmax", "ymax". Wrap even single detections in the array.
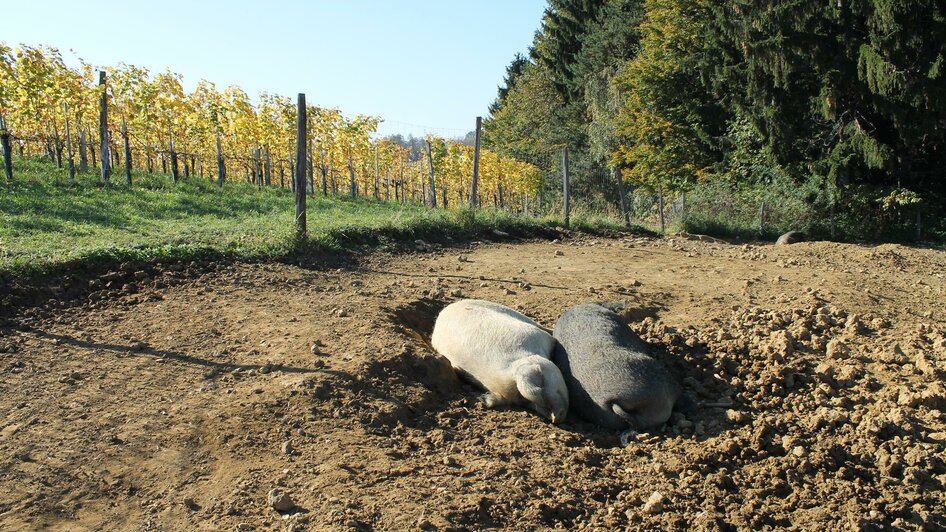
[{"xmin": 0, "ymin": 44, "xmax": 541, "ymax": 213}]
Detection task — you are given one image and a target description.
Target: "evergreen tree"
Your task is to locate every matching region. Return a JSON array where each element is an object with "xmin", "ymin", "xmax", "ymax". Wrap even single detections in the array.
[{"xmin": 489, "ymin": 53, "xmax": 530, "ymax": 116}]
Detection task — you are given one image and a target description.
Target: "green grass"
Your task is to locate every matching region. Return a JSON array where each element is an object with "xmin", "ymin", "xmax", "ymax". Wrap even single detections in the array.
[{"xmin": 0, "ymin": 156, "xmax": 634, "ymax": 277}]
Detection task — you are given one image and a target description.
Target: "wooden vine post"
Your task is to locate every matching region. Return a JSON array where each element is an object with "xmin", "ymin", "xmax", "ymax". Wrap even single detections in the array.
[
  {"xmin": 215, "ymin": 126, "xmax": 225, "ymax": 186},
  {"xmin": 294, "ymin": 93, "xmax": 307, "ymax": 239},
  {"xmin": 347, "ymin": 146, "xmax": 356, "ymax": 197},
  {"xmin": 254, "ymin": 147, "xmax": 262, "ymax": 189},
  {"xmin": 373, "ymin": 145, "xmax": 380, "ymax": 200},
  {"xmin": 320, "ymin": 149, "xmax": 328, "ymax": 196},
  {"xmin": 63, "ymin": 103, "xmax": 76, "ymax": 183},
  {"xmin": 0, "ymin": 113, "xmax": 13, "ymax": 182},
  {"xmin": 469, "ymin": 116, "xmax": 481, "ymax": 208},
  {"xmin": 425, "ymin": 139, "xmax": 437, "ymax": 208},
  {"xmin": 98, "ymin": 71, "xmax": 110, "ymax": 184},
  {"xmin": 306, "ymin": 138, "xmax": 314, "ymax": 195},
  {"xmin": 169, "ymin": 127, "xmax": 179, "ymax": 183},
  {"xmin": 78, "ymin": 129, "xmax": 88, "ymax": 172},
  {"xmin": 122, "ymin": 116, "xmax": 132, "ymax": 185}
]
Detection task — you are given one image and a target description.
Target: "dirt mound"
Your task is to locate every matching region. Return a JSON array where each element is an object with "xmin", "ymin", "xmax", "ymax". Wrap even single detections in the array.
[{"xmin": 1, "ymin": 236, "xmax": 944, "ymax": 530}]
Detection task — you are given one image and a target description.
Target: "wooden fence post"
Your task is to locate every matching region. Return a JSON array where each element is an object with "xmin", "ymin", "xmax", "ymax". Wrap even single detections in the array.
[
  {"xmin": 614, "ymin": 167, "xmax": 630, "ymax": 228},
  {"xmin": 78, "ymin": 129, "xmax": 88, "ymax": 172},
  {"xmin": 216, "ymin": 126, "xmax": 225, "ymax": 186},
  {"xmin": 348, "ymin": 147, "xmax": 356, "ymax": 197},
  {"xmin": 254, "ymin": 147, "xmax": 262, "ymax": 188},
  {"xmin": 469, "ymin": 116, "xmax": 481, "ymax": 208},
  {"xmin": 758, "ymin": 201, "xmax": 766, "ymax": 238},
  {"xmin": 98, "ymin": 71, "xmax": 110, "ymax": 184},
  {"xmin": 122, "ymin": 116, "xmax": 132, "ymax": 185},
  {"xmin": 562, "ymin": 146, "xmax": 570, "ymax": 227},
  {"xmin": 373, "ymin": 146, "xmax": 380, "ymax": 199},
  {"xmin": 53, "ymin": 122, "xmax": 63, "ymax": 169},
  {"xmin": 169, "ymin": 129, "xmax": 179, "ymax": 183},
  {"xmin": 396, "ymin": 161, "xmax": 402, "ymax": 203},
  {"xmin": 385, "ymin": 168, "xmax": 390, "ymax": 201},
  {"xmin": 657, "ymin": 178, "xmax": 666, "ymax": 234},
  {"xmin": 295, "ymin": 93, "xmax": 307, "ymax": 239},
  {"xmin": 0, "ymin": 114, "xmax": 13, "ymax": 182},
  {"xmin": 263, "ymin": 146, "xmax": 272, "ymax": 186},
  {"xmin": 320, "ymin": 150, "xmax": 328, "ymax": 196},
  {"xmin": 306, "ymin": 139, "xmax": 314, "ymax": 195},
  {"xmin": 425, "ymin": 139, "xmax": 437, "ymax": 208},
  {"xmin": 89, "ymin": 126, "xmax": 98, "ymax": 168},
  {"xmin": 63, "ymin": 103, "xmax": 76, "ymax": 183}
]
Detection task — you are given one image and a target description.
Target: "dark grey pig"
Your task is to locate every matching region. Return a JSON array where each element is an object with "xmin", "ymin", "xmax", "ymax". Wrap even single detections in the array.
[
  {"xmin": 776, "ymin": 231, "xmax": 805, "ymax": 245},
  {"xmin": 552, "ymin": 303, "xmax": 680, "ymax": 429}
]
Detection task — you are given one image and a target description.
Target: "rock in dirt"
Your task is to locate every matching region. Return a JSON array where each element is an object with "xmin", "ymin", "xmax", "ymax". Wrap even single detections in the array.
[
  {"xmin": 267, "ymin": 488, "xmax": 295, "ymax": 512},
  {"xmin": 826, "ymin": 339, "xmax": 850, "ymax": 359},
  {"xmin": 915, "ymin": 353, "xmax": 939, "ymax": 377},
  {"xmin": 414, "ymin": 240, "xmax": 434, "ymax": 252},
  {"xmin": 643, "ymin": 491, "xmax": 665, "ymax": 513},
  {"xmin": 282, "ymin": 440, "xmax": 294, "ymax": 455}
]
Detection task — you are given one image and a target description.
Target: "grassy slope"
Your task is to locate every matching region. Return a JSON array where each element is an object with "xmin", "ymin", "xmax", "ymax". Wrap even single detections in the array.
[{"xmin": 0, "ymin": 157, "xmax": 627, "ymax": 276}]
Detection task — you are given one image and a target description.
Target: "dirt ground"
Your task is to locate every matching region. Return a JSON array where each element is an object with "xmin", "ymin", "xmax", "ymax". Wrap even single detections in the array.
[{"xmin": 1, "ymin": 233, "xmax": 945, "ymax": 531}]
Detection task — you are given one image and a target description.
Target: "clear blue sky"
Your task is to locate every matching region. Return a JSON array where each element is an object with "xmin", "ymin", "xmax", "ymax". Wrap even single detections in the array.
[{"xmin": 2, "ymin": 0, "xmax": 547, "ymax": 138}]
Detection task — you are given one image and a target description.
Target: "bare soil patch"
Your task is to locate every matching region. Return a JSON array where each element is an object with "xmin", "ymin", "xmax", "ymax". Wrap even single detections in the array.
[{"xmin": 1, "ymin": 235, "xmax": 944, "ymax": 530}]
